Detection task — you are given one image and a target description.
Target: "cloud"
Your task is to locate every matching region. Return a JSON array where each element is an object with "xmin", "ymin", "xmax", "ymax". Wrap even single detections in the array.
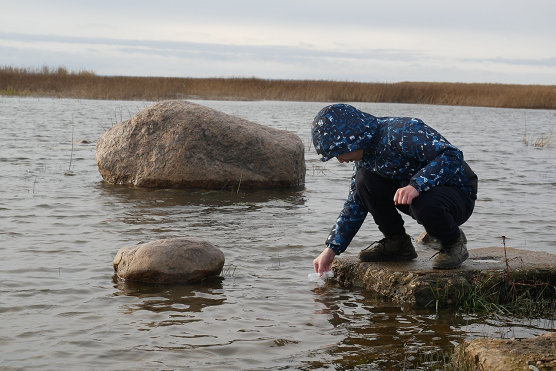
[
  {"xmin": 0, "ymin": 31, "xmax": 555, "ymax": 84},
  {"xmin": 486, "ymin": 57, "xmax": 556, "ymax": 68}
]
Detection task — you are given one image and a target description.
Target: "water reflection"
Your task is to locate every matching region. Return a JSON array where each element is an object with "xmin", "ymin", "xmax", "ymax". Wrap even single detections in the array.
[
  {"xmin": 96, "ymin": 182, "xmax": 307, "ymax": 209},
  {"xmin": 307, "ymin": 282, "xmax": 556, "ymax": 370},
  {"xmin": 112, "ymin": 275, "xmax": 226, "ymax": 315},
  {"xmin": 307, "ymin": 285, "xmax": 459, "ymax": 369},
  {"xmin": 93, "ymin": 181, "xmax": 312, "ymax": 250}
]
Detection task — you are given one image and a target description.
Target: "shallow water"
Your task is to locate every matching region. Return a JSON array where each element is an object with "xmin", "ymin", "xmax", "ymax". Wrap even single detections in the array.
[{"xmin": 1, "ymin": 97, "xmax": 555, "ymax": 370}]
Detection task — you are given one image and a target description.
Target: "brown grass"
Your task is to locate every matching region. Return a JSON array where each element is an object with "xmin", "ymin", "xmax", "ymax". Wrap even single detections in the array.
[{"xmin": 1, "ymin": 65, "xmax": 555, "ymax": 109}]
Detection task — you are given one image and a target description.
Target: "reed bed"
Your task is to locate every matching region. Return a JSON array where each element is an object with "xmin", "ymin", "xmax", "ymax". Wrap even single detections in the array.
[{"xmin": 1, "ymin": 65, "xmax": 555, "ymax": 109}]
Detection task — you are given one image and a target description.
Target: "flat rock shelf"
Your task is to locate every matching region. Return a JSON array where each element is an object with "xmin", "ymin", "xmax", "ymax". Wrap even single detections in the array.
[{"xmin": 330, "ymin": 247, "xmax": 556, "ymax": 307}]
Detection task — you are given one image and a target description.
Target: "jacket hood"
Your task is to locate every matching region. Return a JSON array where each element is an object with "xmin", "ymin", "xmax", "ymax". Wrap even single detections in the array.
[{"xmin": 311, "ymin": 104, "xmax": 378, "ymax": 162}]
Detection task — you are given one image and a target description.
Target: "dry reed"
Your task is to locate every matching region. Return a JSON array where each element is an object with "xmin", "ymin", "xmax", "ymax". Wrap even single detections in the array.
[
  {"xmin": 523, "ymin": 131, "xmax": 555, "ymax": 147},
  {"xmin": 1, "ymin": 65, "xmax": 556, "ymax": 109},
  {"xmin": 523, "ymin": 117, "xmax": 555, "ymax": 147}
]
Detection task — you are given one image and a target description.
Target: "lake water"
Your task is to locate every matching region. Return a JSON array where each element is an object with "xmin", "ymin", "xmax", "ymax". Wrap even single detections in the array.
[{"xmin": 1, "ymin": 97, "xmax": 555, "ymax": 370}]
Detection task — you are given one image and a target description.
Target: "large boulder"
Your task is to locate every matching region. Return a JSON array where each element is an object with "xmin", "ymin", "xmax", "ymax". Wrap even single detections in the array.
[
  {"xmin": 95, "ymin": 100, "xmax": 305, "ymax": 189},
  {"xmin": 113, "ymin": 237, "xmax": 225, "ymax": 283}
]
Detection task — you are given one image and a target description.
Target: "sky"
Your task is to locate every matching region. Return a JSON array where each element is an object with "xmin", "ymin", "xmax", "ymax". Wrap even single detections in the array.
[{"xmin": 1, "ymin": 0, "xmax": 555, "ymax": 84}]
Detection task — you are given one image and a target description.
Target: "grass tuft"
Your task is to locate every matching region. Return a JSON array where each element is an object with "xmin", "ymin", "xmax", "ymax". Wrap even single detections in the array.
[
  {"xmin": 428, "ymin": 237, "xmax": 556, "ymax": 318},
  {"xmin": 454, "ymin": 272, "xmax": 556, "ymax": 318}
]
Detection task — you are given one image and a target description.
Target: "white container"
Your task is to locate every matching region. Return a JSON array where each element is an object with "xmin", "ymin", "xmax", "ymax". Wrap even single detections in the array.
[{"xmin": 307, "ymin": 271, "xmax": 334, "ymax": 282}]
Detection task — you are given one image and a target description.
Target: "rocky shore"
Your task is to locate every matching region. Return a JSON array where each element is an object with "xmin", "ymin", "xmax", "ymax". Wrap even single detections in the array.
[{"xmin": 329, "ymin": 246, "xmax": 556, "ymax": 370}]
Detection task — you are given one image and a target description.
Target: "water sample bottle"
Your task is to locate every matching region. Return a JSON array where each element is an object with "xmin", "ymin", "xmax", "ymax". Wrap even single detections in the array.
[{"xmin": 307, "ymin": 271, "xmax": 334, "ymax": 282}]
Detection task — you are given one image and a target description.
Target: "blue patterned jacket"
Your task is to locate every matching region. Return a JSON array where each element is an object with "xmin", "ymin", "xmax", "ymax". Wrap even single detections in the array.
[{"xmin": 311, "ymin": 103, "xmax": 477, "ymax": 255}]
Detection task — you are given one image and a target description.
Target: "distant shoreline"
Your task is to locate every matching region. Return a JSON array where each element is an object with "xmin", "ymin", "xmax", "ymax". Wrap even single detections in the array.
[{"xmin": 1, "ymin": 66, "xmax": 555, "ymax": 109}]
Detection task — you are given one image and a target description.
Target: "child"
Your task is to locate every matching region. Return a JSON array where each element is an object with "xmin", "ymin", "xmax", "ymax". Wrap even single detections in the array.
[{"xmin": 311, "ymin": 104, "xmax": 478, "ymax": 274}]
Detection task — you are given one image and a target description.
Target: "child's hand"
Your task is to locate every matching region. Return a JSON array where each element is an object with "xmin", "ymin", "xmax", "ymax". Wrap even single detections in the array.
[
  {"xmin": 313, "ymin": 247, "xmax": 337, "ymax": 274},
  {"xmin": 394, "ymin": 185, "xmax": 419, "ymax": 205}
]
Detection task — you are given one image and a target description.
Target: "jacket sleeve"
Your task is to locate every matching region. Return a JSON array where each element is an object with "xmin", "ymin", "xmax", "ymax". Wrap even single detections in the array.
[
  {"xmin": 402, "ymin": 125, "xmax": 464, "ymax": 193},
  {"xmin": 325, "ymin": 164, "xmax": 367, "ymax": 254}
]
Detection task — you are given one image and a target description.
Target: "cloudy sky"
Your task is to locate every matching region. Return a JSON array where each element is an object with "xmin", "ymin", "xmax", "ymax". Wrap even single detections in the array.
[{"xmin": 1, "ymin": 0, "xmax": 555, "ymax": 84}]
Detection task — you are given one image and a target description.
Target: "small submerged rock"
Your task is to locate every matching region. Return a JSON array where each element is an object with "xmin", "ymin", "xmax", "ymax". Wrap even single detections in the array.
[{"xmin": 113, "ymin": 237, "xmax": 225, "ymax": 283}]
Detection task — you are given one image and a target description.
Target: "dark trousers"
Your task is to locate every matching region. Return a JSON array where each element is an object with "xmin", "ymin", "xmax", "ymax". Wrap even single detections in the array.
[{"xmin": 354, "ymin": 167, "xmax": 475, "ymax": 244}]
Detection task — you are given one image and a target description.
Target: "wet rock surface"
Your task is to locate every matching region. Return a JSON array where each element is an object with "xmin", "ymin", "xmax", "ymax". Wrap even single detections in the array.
[
  {"xmin": 113, "ymin": 237, "xmax": 225, "ymax": 283},
  {"xmin": 96, "ymin": 100, "xmax": 306, "ymax": 189},
  {"xmin": 463, "ymin": 331, "xmax": 556, "ymax": 371}
]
